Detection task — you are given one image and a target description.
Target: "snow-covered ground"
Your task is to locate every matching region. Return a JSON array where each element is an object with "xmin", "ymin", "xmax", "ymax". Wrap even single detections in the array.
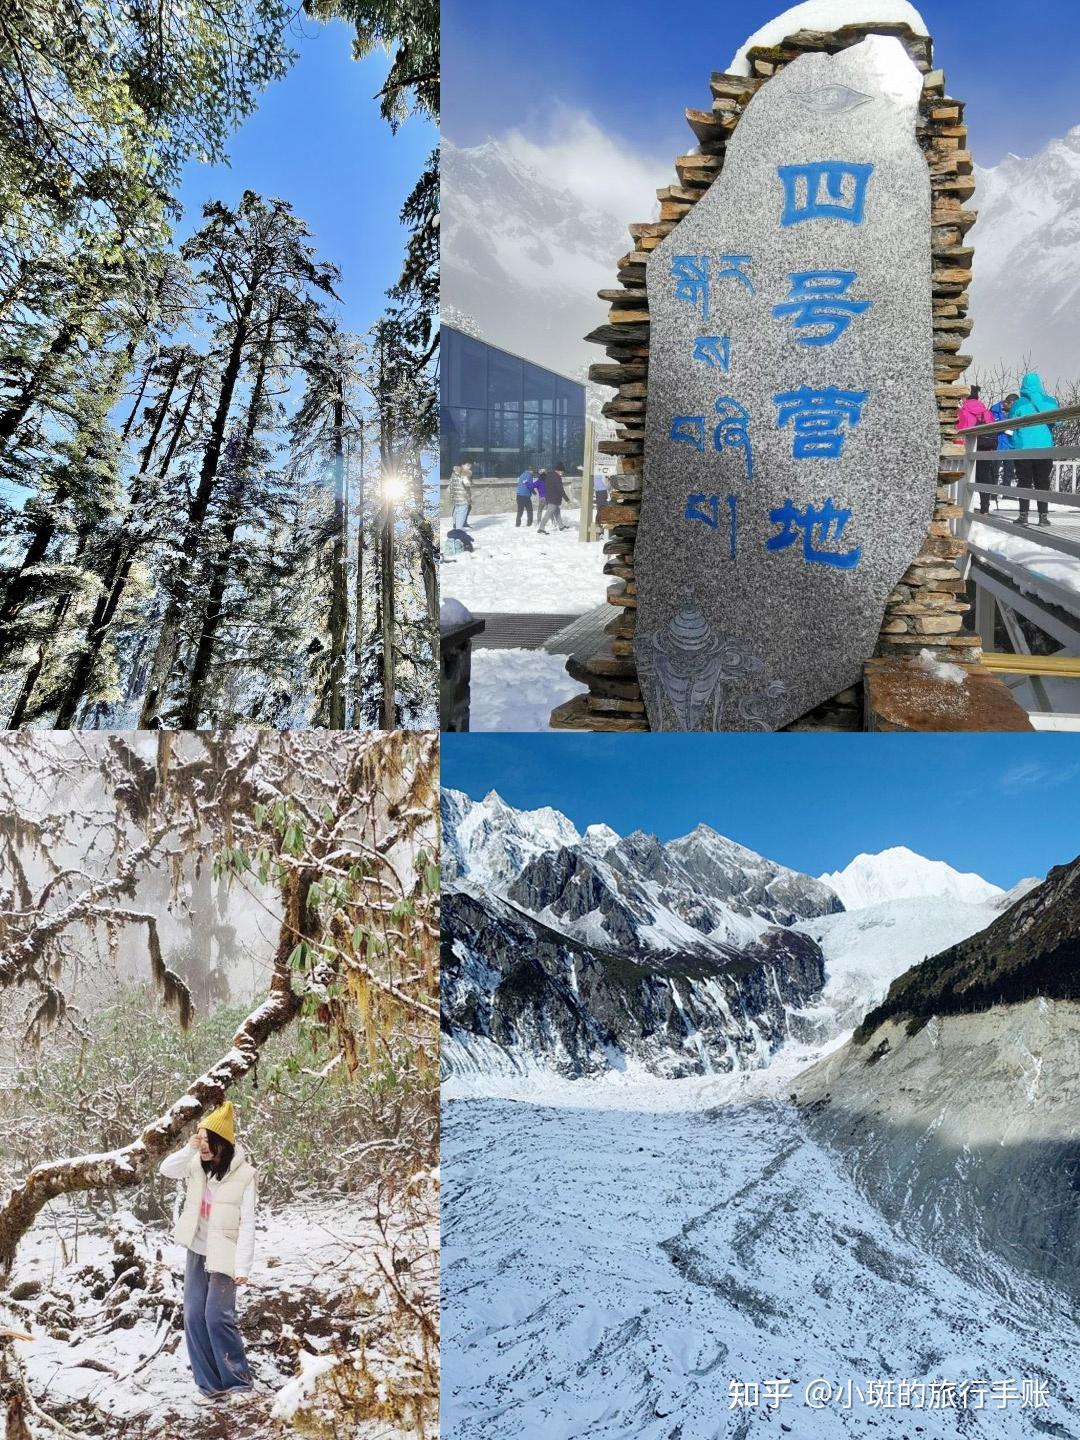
[
  {"xmin": 9, "ymin": 1197, "xmax": 436, "ymax": 1437},
  {"xmin": 468, "ymin": 648, "xmax": 586, "ymax": 731},
  {"xmin": 440, "ymin": 508, "xmax": 609, "ymax": 616},
  {"xmin": 969, "ymin": 512, "xmax": 1080, "ymax": 606},
  {"xmin": 442, "ymin": 1067, "xmax": 1080, "ymax": 1439}
]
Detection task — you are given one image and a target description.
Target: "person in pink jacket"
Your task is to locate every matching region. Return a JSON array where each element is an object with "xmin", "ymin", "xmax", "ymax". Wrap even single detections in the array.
[{"xmin": 957, "ymin": 385, "xmax": 998, "ymax": 516}]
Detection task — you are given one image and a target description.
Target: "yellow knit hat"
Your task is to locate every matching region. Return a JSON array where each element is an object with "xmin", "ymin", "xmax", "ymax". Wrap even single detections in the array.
[{"xmin": 201, "ymin": 1101, "xmax": 236, "ymax": 1145}]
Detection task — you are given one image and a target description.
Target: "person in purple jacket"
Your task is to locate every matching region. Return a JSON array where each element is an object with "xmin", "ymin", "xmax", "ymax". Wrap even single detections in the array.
[
  {"xmin": 532, "ymin": 469, "xmax": 548, "ymax": 532},
  {"xmin": 957, "ymin": 385, "xmax": 997, "ymax": 515}
]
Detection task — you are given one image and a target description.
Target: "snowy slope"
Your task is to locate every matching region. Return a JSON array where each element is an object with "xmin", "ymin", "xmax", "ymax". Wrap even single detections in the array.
[
  {"xmin": 970, "ymin": 127, "xmax": 1080, "ymax": 382},
  {"xmin": 441, "ymin": 132, "xmax": 661, "ymax": 378},
  {"xmin": 820, "ymin": 846, "xmax": 1003, "ymax": 910},
  {"xmin": 798, "ymin": 854, "xmax": 1080, "ymax": 1303},
  {"xmin": 442, "ymin": 885, "xmax": 827, "ymax": 1079},
  {"xmin": 794, "ymin": 892, "xmax": 1005, "ymax": 1032},
  {"xmin": 443, "ymin": 1078, "xmax": 1078, "ymax": 1439}
]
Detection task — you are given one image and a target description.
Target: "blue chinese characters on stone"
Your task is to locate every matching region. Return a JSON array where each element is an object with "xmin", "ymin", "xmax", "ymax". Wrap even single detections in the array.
[
  {"xmin": 777, "ymin": 162, "xmax": 874, "ymax": 227},
  {"xmin": 693, "ymin": 336, "xmax": 731, "ymax": 370},
  {"xmin": 766, "ymin": 497, "xmax": 862, "ymax": 570},
  {"xmin": 684, "ymin": 494, "xmax": 738, "ymax": 560},
  {"xmin": 671, "ymin": 255, "xmax": 711, "ymax": 320},
  {"xmin": 773, "ymin": 386, "xmax": 869, "ymax": 460},
  {"xmin": 713, "ymin": 397, "xmax": 753, "ymax": 484},
  {"xmin": 671, "ymin": 415, "xmax": 706, "ymax": 452},
  {"xmin": 772, "ymin": 271, "xmax": 871, "ymax": 346}
]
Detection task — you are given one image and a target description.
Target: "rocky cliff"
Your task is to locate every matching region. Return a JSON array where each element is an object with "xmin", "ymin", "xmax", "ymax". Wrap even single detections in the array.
[
  {"xmin": 796, "ymin": 854, "xmax": 1080, "ymax": 1300},
  {"xmin": 441, "ymin": 887, "xmax": 825, "ymax": 1078}
]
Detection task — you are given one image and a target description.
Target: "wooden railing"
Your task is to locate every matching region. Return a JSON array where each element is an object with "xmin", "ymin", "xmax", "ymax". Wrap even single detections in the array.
[
  {"xmin": 955, "ymin": 403, "xmax": 1080, "ymax": 571},
  {"xmin": 955, "ymin": 403, "xmax": 1080, "ymax": 718}
]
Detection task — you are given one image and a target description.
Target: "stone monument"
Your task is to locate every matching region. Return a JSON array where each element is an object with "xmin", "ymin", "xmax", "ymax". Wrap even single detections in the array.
[
  {"xmin": 556, "ymin": 14, "xmax": 988, "ymax": 734},
  {"xmin": 636, "ymin": 36, "xmax": 938, "ymax": 732}
]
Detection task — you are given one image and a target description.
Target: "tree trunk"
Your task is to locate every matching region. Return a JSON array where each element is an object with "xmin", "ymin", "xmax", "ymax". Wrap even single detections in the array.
[
  {"xmin": 417, "ymin": 514, "xmax": 438, "ymax": 628},
  {"xmin": 0, "ymin": 855, "xmax": 317, "ymax": 1274},
  {"xmin": 0, "ymin": 317, "xmax": 77, "ymax": 446},
  {"xmin": 0, "ymin": 327, "xmax": 145, "ymax": 633},
  {"xmin": 52, "ymin": 355, "xmax": 188, "ymax": 727},
  {"xmin": 0, "ymin": 877, "xmax": 309, "ymax": 1273},
  {"xmin": 5, "ymin": 534, "xmax": 90, "ymax": 727},
  {"xmin": 177, "ymin": 343, "xmax": 269, "ymax": 729},
  {"xmin": 0, "ymin": 485, "xmax": 69, "ymax": 633},
  {"xmin": 118, "ymin": 355, "xmax": 155, "ymax": 443},
  {"xmin": 325, "ymin": 387, "xmax": 348, "ymax": 729},
  {"xmin": 376, "ymin": 330, "xmax": 396, "ymax": 731},
  {"xmin": 351, "ymin": 429, "xmax": 366, "ymax": 728},
  {"xmin": 139, "ymin": 298, "xmax": 253, "ymax": 726},
  {"xmin": 380, "ymin": 506, "xmax": 396, "ymax": 730}
]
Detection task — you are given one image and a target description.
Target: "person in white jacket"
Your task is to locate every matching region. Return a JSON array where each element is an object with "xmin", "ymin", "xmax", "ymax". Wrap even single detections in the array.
[{"xmin": 159, "ymin": 1100, "xmax": 256, "ymax": 1398}]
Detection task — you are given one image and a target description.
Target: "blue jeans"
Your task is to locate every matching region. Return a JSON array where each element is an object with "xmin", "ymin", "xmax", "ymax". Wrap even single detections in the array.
[
  {"xmin": 451, "ymin": 503, "xmax": 468, "ymax": 530},
  {"xmin": 184, "ymin": 1249, "xmax": 253, "ymax": 1395}
]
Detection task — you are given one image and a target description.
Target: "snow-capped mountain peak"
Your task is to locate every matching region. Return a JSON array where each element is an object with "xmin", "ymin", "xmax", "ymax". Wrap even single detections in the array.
[
  {"xmin": 445, "ymin": 88, "xmax": 1080, "ymax": 385},
  {"xmin": 443, "ymin": 790, "xmax": 844, "ymax": 963},
  {"xmin": 970, "ymin": 124, "xmax": 1080, "ymax": 380},
  {"xmin": 820, "ymin": 846, "xmax": 1003, "ymax": 911},
  {"xmin": 581, "ymin": 823, "xmax": 621, "ymax": 855},
  {"xmin": 441, "ymin": 787, "xmax": 582, "ymax": 888}
]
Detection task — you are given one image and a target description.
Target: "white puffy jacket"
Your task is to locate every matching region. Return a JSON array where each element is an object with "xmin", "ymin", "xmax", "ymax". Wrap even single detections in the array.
[{"xmin": 159, "ymin": 1142, "xmax": 256, "ymax": 1279}]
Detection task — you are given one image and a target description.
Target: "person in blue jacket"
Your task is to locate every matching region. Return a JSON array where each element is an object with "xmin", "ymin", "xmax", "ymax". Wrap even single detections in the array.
[
  {"xmin": 990, "ymin": 392, "xmax": 1018, "ymax": 503},
  {"xmin": 515, "ymin": 468, "xmax": 537, "ymax": 528},
  {"xmin": 1010, "ymin": 373, "xmax": 1058, "ymax": 526}
]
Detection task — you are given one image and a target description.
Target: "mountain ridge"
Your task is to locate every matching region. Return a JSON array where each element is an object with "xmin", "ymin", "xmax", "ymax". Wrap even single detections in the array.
[
  {"xmin": 439, "ymin": 789, "xmax": 1021, "ymax": 1079},
  {"xmin": 444, "ymin": 118, "xmax": 1079, "ymax": 382},
  {"xmin": 853, "ymin": 852, "xmax": 1080, "ymax": 1041}
]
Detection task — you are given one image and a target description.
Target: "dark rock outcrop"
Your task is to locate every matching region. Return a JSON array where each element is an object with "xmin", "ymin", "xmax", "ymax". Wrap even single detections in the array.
[{"xmin": 441, "ymin": 889, "xmax": 825, "ymax": 1078}]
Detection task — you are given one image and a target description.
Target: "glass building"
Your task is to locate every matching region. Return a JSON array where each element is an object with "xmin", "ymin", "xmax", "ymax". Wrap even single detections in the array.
[{"xmin": 440, "ymin": 327, "xmax": 586, "ymax": 479}]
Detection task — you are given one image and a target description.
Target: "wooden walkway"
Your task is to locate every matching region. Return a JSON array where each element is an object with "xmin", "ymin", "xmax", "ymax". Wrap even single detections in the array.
[
  {"xmin": 543, "ymin": 605, "xmax": 612, "ymax": 663},
  {"xmin": 468, "ymin": 604, "xmax": 612, "ymax": 670},
  {"xmin": 472, "ymin": 612, "xmax": 583, "ymax": 651}
]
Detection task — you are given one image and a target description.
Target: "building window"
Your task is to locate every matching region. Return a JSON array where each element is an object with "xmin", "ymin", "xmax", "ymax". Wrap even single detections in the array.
[{"xmin": 441, "ymin": 329, "xmax": 584, "ymax": 480}]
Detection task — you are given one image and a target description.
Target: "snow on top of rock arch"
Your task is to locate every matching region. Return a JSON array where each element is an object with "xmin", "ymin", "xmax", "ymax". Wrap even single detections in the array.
[{"xmin": 728, "ymin": 0, "xmax": 929, "ymax": 76}]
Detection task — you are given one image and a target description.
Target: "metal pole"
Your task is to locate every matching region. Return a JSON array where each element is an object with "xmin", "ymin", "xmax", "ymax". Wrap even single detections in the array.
[{"xmin": 579, "ymin": 419, "xmax": 597, "ymax": 543}]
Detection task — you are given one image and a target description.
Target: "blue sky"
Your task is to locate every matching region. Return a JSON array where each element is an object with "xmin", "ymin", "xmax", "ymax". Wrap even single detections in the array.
[
  {"xmin": 177, "ymin": 17, "xmax": 434, "ymax": 333},
  {"xmin": 442, "ymin": 734, "xmax": 1080, "ymax": 888},
  {"xmin": 443, "ymin": 0, "xmax": 1078, "ymax": 169}
]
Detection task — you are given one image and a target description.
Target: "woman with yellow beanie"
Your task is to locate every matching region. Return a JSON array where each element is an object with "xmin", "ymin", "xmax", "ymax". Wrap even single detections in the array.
[{"xmin": 159, "ymin": 1100, "xmax": 257, "ymax": 1400}]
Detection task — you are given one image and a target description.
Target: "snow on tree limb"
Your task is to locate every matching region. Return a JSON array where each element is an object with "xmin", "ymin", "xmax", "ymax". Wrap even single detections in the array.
[
  {"xmin": 0, "ymin": 729, "xmax": 438, "ymax": 1275},
  {"xmin": 0, "ymin": 836, "xmax": 164, "ymax": 989}
]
